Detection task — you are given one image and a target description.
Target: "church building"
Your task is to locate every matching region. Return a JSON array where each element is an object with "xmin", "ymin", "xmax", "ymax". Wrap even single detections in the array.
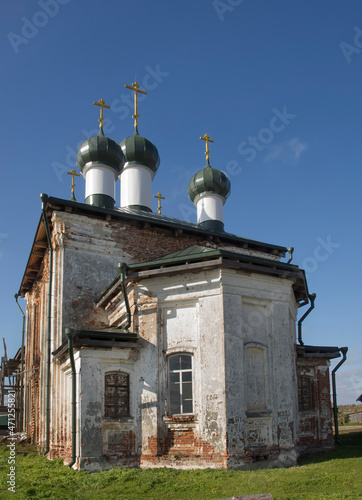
[{"xmin": 17, "ymin": 84, "xmax": 347, "ymax": 470}]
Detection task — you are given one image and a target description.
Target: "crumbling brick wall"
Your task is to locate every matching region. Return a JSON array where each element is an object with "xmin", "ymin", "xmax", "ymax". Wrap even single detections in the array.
[{"xmin": 296, "ymin": 357, "xmax": 334, "ymax": 453}]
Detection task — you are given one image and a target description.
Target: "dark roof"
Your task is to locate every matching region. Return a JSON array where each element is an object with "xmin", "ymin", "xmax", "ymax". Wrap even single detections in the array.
[
  {"xmin": 42, "ymin": 195, "xmax": 288, "ymax": 252},
  {"xmin": 19, "ymin": 195, "xmax": 290, "ymax": 296},
  {"xmin": 297, "ymin": 345, "xmax": 342, "ymax": 359},
  {"xmin": 52, "ymin": 328, "xmax": 139, "ymax": 360},
  {"xmin": 127, "ymin": 244, "xmax": 295, "ymax": 272},
  {"xmin": 128, "ymin": 245, "xmax": 221, "ymax": 268},
  {"xmin": 96, "ymin": 244, "xmax": 309, "ymax": 308}
]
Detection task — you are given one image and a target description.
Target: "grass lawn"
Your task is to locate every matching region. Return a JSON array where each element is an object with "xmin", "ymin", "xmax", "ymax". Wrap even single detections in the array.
[{"xmin": 0, "ymin": 431, "xmax": 361, "ymax": 500}]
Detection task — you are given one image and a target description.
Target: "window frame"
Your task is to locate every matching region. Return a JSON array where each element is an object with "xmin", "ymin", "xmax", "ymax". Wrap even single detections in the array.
[
  {"xmin": 167, "ymin": 353, "xmax": 193, "ymax": 416},
  {"xmin": 104, "ymin": 371, "xmax": 130, "ymax": 419},
  {"xmin": 298, "ymin": 375, "xmax": 313, "ymax": 412}
]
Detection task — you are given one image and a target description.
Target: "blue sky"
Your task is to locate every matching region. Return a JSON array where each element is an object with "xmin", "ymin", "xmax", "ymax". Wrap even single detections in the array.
[{"xmin": 1, "ymin": 0, "xmax": 361, "ymax": 405}]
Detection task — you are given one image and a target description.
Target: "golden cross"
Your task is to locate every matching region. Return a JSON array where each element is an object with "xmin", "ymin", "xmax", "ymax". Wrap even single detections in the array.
[
  {"xmin": 93, "ymin": 98, "xmax": 110, "ymax": 128},
  {"xmin": 153, "ymin": 192, "xmax": 165, "ymax": 215},
  {"xmin": 125, "ymin": 81, "xmax": 147, "ymax": 129},
  {"xmin": 67, "ymin": 168, "xmax": 80, "ymax": 200},
  {"xmin": 200, "ymin": 133, "xmax": 214, "ymax": 161}
]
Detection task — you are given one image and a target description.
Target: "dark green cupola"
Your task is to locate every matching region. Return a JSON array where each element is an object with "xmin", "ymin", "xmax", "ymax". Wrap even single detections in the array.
[
  {"xmin": 119, "ymin": 81, "xmax": 160, "ymax": 212},
  {"xmin": 187, "ymin": 134, "xmax": 231, "ymax": 232},
  {"xmin": 77, "ymin": 99, "xmax": 125, "ymax": 209}
]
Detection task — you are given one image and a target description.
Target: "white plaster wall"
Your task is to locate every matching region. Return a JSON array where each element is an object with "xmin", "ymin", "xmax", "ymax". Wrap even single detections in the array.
[
  {"xmin": 77, "ymin": 347, "xmax": 140, "ymax": 467},
  {"xmin": 197, "ymin": 292, "xmax": 227, "ymax": 453},
  {"xmin": 160, "ymin": 301, "xmax": 200, "ymax": 419},
  {"xmin": 138, "ymin": 269, "xmax": 227, "ymax": 456},
  {"xmin": 222, "ymin": 269, "xmax": 299, "ymax": 466},
  {"xmin": 46, "ymin": 210, "xmax": 300, "ymax": 470},
  {"xmin": 135, "ymin": 293, "xmax": 159, "ymax": 456},
  {"xmin": 51, "ymin": 212, "xmax": 133, "ymax": 260},
  {"xmin": 51, "ymin": 212, "xmax": 133, "ymax": 336},
  {"xmin": 78, "ymin": 351, "xmax": 103, "ymax": 459},
  {"xmin": 57, "ymin": 353, "xmax": 79, "ymax": 466},
  {"xmin": 162, "ymin": 303, "xmax": 198, "ymax": 353},
  {"xmin": 111, "ymin": 266, "xmax": 300, "ymax": 466}
]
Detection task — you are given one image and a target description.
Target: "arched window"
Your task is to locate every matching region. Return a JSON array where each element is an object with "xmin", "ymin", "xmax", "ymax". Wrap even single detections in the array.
[
  {"xmin": 105, "ymin": 372, "xmax": 130, "ymax": 418},
  {"xmin": 168, "ymin": 354, "xmax": 193, "ymax": 415}
]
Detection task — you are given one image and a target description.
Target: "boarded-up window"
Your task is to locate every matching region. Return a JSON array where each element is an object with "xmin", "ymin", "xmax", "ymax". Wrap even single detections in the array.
[
  {"xmin": 168, "ymin": 354, "xmax": 193, "ymax": 415},
  {"xmin": 298, "ymin": 376, "xmax": 312, "ymax": 411},
  {"xmin": 245, "ymin": 346, "xmax": 266, "ymax": 410},
  {"xmin": 105, "ymin": 372, "xmax": 130, "ymax": 418}
]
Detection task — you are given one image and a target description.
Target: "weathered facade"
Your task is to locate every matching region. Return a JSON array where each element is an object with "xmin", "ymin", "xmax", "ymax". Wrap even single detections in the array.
[
  {"xmin": 17, "ymin": 197, "xmax": 345, "ymax": 470},
  {"xmin": 17, "ymin": 91, "xmax": 347, "ymax": 470}
]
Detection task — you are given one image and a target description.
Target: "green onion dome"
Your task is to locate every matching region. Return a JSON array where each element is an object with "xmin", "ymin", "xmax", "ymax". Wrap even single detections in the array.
[
  {"xmin": 77, "ymin": 128, "xmax": 125, "ymax": 176},
  {"xmin": 188, "ymin": 160, "xmax": 231, "ymax": 204},
  {"xmin": 119, "ymin": 129, "xmax": 160, "ymax": 175}
]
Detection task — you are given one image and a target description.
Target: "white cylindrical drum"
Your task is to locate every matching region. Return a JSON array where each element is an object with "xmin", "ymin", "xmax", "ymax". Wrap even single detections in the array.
[
  {"xmin": 85, "ymin": 164, "xmax": 117, "ymax": 201},
  {"xmin": 196, "ymin": 193, "xmax": 224, "ymax": 224},
  {"xmin": 120, "ymin": 165, "xmax": 153, "ymax": 211}
]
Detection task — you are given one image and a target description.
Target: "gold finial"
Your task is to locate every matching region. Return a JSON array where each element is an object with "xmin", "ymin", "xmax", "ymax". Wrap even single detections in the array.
[
  {"xmin": 93, "ymin": 98, "xmax": 110, "ymax": 128},
  {"xmin": 153, "ymin": 192, "xmax": 165, "ymax": 215},
  {"xmin": 125, "ymin": 81, "xmax": 147, "ymax": 129},
  {"xmin": 200, "ymin": 133, "xmax": 214, "ymax": 161},
  {"xmin": 67, "ymin": 168, "xmax": 80, "ymax": 201}
]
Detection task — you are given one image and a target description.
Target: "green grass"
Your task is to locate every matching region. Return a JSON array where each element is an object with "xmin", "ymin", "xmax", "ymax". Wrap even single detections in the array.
[{"xmin": 1, "ymin": 432, "xmax": 361, "ymax": 500}]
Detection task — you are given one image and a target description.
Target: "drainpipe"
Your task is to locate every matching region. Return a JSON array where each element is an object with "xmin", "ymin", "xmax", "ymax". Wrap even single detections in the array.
[
  {"xmin": 118, "ymin": 263, "xmax": 131, "ymax": 331},
  {"xmin": 332, "ymin": 347, "xmax": 348, "ymax": 446},
  {"xmin": 41, "ymin": 194, "xmax": 52, "ymax": 456},
  {"xmin": 14, "ymin": 294, "xmax": 25, "ymax": 432},
  {"xmin": 65, "ymin": 328, "xmax": 76, "ymax": 468},
  {"xmin": 297, "ymin": 293, "xmax": 316, "ymax": 346}
]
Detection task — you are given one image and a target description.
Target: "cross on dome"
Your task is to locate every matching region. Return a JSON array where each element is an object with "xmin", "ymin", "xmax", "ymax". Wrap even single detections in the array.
[
  {"xmin": 67, "ymin": 168, "xmax": 80, "ymax": 201},
  {"xmin": 200, "ymin": 133, "xmax": 214, "ymax": 162},
  {"xmin": 153, "ymin": 192, "xmax": 165, "ymax": 214},
  {"xmin": 125, "ymin": 81, "xmax": 147, "ymax": 129},
  {"xmin": 93, "ymin": 98, "xmax": 110, "ymax": 129}
]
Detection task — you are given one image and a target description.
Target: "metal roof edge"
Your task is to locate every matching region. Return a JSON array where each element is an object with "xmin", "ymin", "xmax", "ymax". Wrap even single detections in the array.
[
  {"xmin": 297, "ymin": 344, "xmax": 342, "ymax": 359},
  {"xmin": 18, "ymin": 214, "xmax": 46, "ymax": 297},
  {"xmin": 127, "ymin": 245, "xmax": 300, "ymax": 272},
  {"xmin": 97, "ymin": 245, "xmax": 308, "ymax": 309},
  {"xmin": 43, "ymin": 195, "xmax": 288, "ymax": 255}
]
